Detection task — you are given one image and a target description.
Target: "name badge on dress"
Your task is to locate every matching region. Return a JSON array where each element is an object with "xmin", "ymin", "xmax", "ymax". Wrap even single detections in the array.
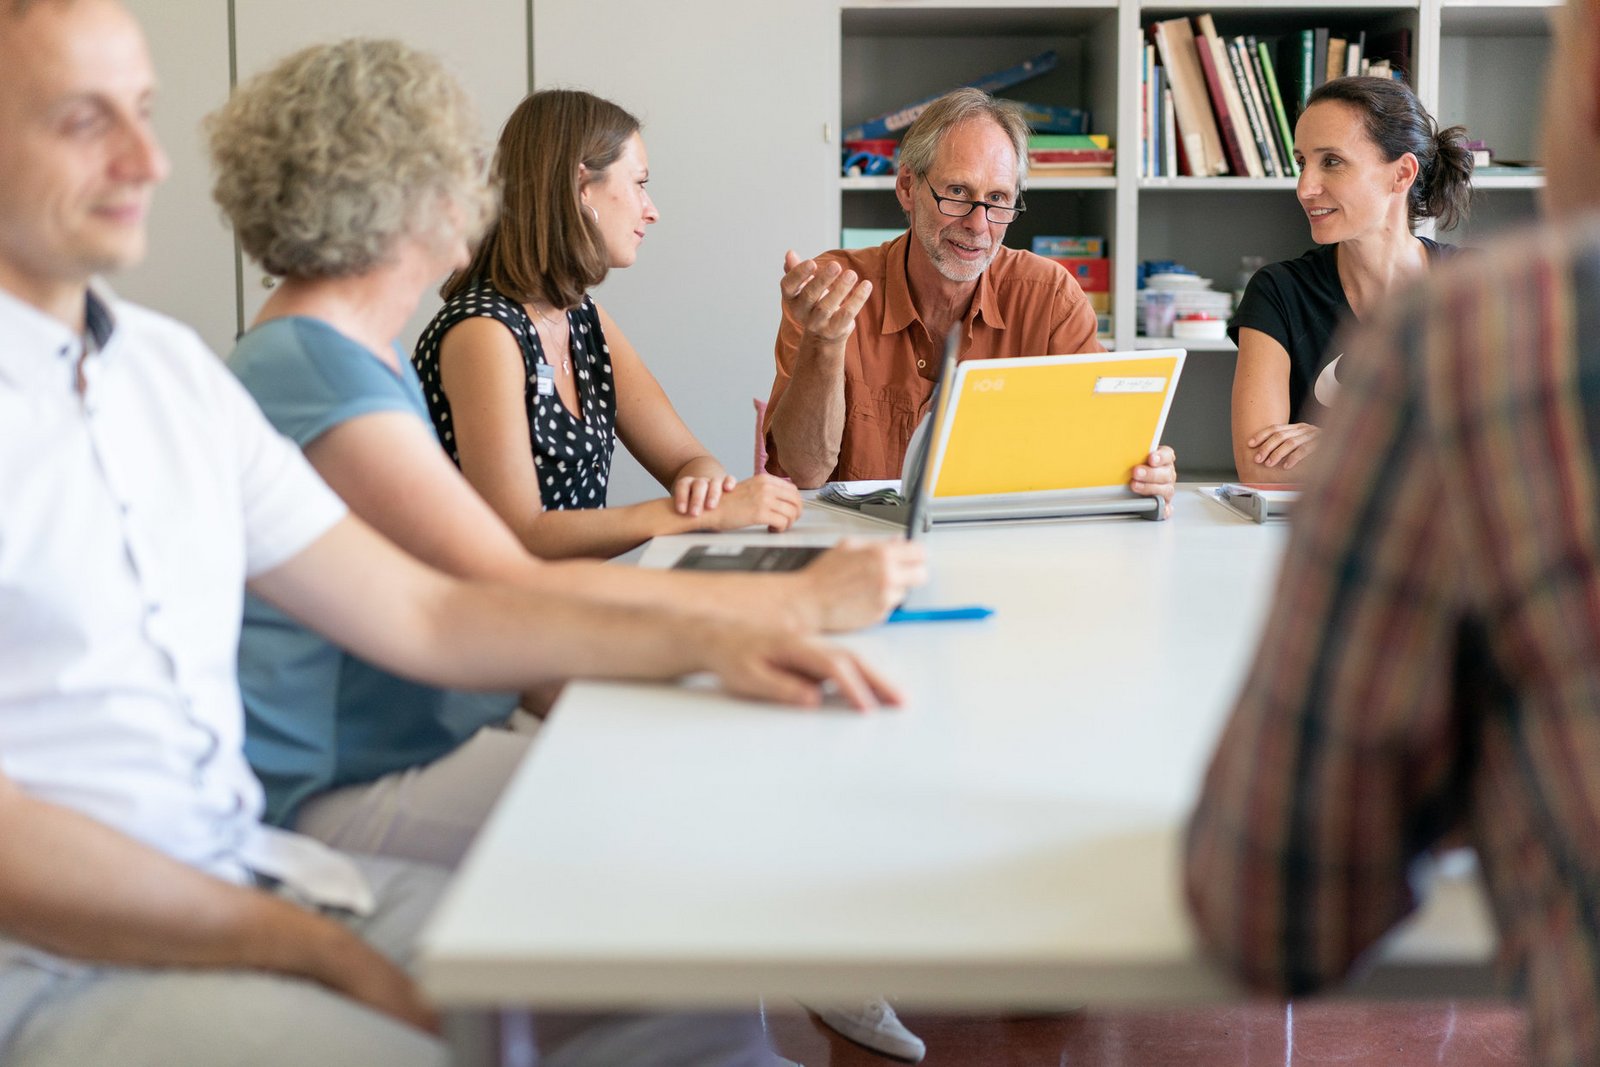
[{"xmin": 534, "ymin": 362, "xmax": 556, "ymax": 397}]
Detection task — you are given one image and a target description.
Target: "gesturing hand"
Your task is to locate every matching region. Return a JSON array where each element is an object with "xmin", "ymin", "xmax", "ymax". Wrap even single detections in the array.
[{"xmin": 781, "ymin": 249, "xmax": 873, "ymax": 345}]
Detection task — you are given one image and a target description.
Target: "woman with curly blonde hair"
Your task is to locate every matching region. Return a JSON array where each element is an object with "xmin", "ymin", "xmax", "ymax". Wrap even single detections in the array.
[{"xmin": 211, "ymin": 41, "xmax": 918, "ymax": 873}]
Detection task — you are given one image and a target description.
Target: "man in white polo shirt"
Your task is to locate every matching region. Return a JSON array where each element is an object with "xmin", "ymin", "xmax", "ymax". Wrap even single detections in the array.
[{"xmin": 0, "ymin": 1, "xmax": 890, "ymax": 1063}]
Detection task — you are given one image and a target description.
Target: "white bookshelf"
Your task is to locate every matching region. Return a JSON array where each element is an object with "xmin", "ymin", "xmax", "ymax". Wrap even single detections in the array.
[{"xmin": 840, "ymin": 0, "xmax": 1555, "ymax": 475}]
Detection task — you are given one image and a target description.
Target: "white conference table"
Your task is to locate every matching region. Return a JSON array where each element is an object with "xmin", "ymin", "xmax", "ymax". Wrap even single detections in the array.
[{"xmin": 418, "ymin": 490, "xmax": 1494, "ymax": 1009}]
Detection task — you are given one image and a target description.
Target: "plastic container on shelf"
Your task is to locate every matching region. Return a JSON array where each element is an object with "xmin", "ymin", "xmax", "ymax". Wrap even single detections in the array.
[
  {"xmin": 1138, "ymin": 287, "xmax": 1232, "ymax": 338},
  {"xmin": 1171, "ymin": 314, "xmax": 1229, "ymax": 341}
]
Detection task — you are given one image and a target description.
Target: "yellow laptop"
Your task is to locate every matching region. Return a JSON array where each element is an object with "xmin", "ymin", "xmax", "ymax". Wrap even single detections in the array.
[{"xmin": 871, "ymin": 348, "xmax": 1185, "ymax": 524}]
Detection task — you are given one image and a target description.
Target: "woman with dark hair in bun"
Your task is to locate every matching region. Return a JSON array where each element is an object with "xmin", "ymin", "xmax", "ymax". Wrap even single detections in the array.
[{"xmin": 1229, "ymin": 76, "xmax": 1473, "ymax": 482}]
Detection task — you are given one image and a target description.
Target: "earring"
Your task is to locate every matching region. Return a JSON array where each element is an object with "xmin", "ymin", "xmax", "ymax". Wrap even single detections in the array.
[{"xmin": 585, "ymin": 204, "xmax": 599, "ymax": 223}]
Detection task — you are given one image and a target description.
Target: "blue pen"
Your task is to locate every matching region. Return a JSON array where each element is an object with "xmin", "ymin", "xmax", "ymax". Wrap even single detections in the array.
[{"xmin": 886, "ymin": 605, "xmax": 995, "ymax": 624}]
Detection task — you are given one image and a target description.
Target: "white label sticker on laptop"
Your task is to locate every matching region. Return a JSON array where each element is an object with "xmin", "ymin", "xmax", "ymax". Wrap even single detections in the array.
[
  {"xmin": 1093, "ymin": 376, "xmax": 1167, "ymax": 394},
  {"xmin": 697, "ymin": 544, "xmax": 748, "ymax": 556}
]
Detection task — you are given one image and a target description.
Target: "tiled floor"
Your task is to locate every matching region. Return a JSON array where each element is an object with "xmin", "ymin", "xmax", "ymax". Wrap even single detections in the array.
[{"xmin": 766, "ymin": 1000, "xmax": 1528, "ymax": 1066}]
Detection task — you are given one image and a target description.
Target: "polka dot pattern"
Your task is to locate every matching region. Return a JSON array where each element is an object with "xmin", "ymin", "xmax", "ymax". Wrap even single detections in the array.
[{"xmin": 414, "ymin": 283, "xmax": 618, "ymax": 512}]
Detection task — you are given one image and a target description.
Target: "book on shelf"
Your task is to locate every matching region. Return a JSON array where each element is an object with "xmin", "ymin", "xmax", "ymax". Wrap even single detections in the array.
[
  {"xmin": 1242, "ymin": 36, "xmax": 1288, "ymax": 175},
  {"xmin": 1196, "ymin": 14, "xmax": 1263, "ymax": 178},
  {"xmin": 1366, "ymin": 28, "xmax": 1412, "ymax": 81},
  {"xmin": 1163, "ymin": 87, "xmax": 1178, "ymax": 178},
  {"xmin": 1151, "ymin": 16, "xmax": 1227, "ymax": 176},
  {"xmin": 1049, "ymin": 257, "xmax": 1110, "ymax": 292},
  {"xmin": 1032, "ymin": 235, "xmax": 1104, "ymax": 257},
  {"xmin": 1030, "ymin": 163, "xmax": 1114, "ymax": 177},
  {"xmin": 1326, "ymin": 37, "xmax": 1348, "ymax": 89},
  {"xmin": 1146, "ymin": 47, "xmax": 1156, "ymax": 177},
  {"xmin": 1224, "ymin": 35, "xmax": 1276, "ymax": 177},
  {"xmin": 1256, "ymin": 38, "xmax": 1299, "ymax": 177},
  {"xmin": 1311, "ymin": 28, "xmax": 1329, "ymax": 91},
  {"xmin": 842, "ymin": 49, "xmax": 1057, "ymax": 141},
  {"xmin": 1029, "ymin": 134, "xmax": 1110, "ymax": 150},
  {"xmin": 1345, "ymin": 30, "xmax": 1365, "ymax": 77},
  {"xmin": 1013, "ymin": 101, "xmax": 1091, "ymax": 135},
  {"xmin": 1027, "ymin": 139, "xmax": 1114, "ymax": 177},
  {"xmin": 1279, "ymin": 30, "xmax": 1313, "ymax": 116},
  {"xmin": 1030, "ymin": 149, "xmax": 1115, "ymax": 165}
]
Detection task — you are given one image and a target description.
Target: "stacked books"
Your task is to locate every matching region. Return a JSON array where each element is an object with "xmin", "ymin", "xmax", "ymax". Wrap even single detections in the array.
[
  {"xmin": 1035, "ymin": 236, "xmax": 1111, "ymax": 334},
  {"xmin": 1027, "ymin": 134, "xmax": 1113, "ymax": 178},
  {"xmin": 1140, "ymin": 14, "xmax": 1411, "ymax": 179}
]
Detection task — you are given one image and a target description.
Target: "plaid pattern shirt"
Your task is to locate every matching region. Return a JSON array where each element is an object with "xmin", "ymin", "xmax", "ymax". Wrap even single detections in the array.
[{"xmin": 1186, "ymin": 218, "xmax": 1600, "ymax": 1066}]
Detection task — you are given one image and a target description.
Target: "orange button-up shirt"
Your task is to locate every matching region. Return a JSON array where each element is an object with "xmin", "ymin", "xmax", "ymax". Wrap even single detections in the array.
[{"xmin": 764, "ymin": 232, "xmax": 1103, "ymax": 482}]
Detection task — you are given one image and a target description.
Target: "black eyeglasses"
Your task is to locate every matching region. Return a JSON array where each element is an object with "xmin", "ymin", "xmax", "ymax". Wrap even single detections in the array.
[{"xmin": 923, "ymin": 177, "xmax": 1026, "ymax": 224}]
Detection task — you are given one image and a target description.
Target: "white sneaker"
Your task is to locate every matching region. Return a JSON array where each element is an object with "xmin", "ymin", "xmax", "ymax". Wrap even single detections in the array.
[{"xmin": 815, "ymin": 998, "xmax": 926, "ymax": 1062}]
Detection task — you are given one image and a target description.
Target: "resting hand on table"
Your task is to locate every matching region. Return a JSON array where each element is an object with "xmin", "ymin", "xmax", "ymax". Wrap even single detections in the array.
[
  {"xmin": 695, "ymin": 621, "xmax": 903, "ymax": 711},
  {"xmin": 799, "ymin": 537, "xmax": 929, "ymax": 632},
  {"xmin": 1246, "ymin": 423, "xmax": 1320, "ymax": 473},
  {"xmin": 677, "ymin": 473, "xmax": 803, "ymax": 532},
  {"xmin": 672, "ymin": 472, "xmax": 737, "ymax": 517},
  {"xmin": 1130, "ymin": 445, "xmax": 1178, "ymax": 517}
]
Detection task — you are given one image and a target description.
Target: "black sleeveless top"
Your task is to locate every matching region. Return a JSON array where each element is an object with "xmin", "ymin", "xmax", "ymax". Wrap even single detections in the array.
[{"xmin": 414, "ymin": 283, "xmax": 617, "ymax": 511}]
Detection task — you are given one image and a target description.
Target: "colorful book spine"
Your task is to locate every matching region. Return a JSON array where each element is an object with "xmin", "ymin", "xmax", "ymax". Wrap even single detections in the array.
[
  {"xmin": 1162, "ymin": 86, "xmax": 1178, "ymax": 177},
  {"xmin": 1197, "ymin": 14, "xmax": 1263, "ymax": 178},
  {"xmin": 1194, "ymin": 31, "xmax": 1249, "ymax": 177},
  {"xmin": 1240, "ymin": 37, "xmax": 1285, "ymax": 174},
  {"xmin": 1224, "ymin": 36, "xmax": 1276, "ymax": 177},
  {"xmin": 1151, "ymin": 17, "xmax": 1226, "ymax": 175},
  {"xmin": 1032, "ymin": 235, "xmax": 1105, "ymax": 257},
  {"xmin": 1013, "ymin": 101, "xmax": 1091, "ymax": 135},
  {"xmin": 1255, "ymin": 38, "xmax": 1300, "ymax": 177}
]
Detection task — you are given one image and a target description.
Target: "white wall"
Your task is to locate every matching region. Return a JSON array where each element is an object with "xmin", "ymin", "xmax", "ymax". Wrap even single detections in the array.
[
  {"xmin": 117, "ymin": 0, "xmax": 235, "ymax": 356},
  {"xmin": 532, "ymin": 1, "xmax": 838, "ymax": 503},
  {"xmin": 118, "ymin": 0, "xmax": 528, "ymax": 360}
]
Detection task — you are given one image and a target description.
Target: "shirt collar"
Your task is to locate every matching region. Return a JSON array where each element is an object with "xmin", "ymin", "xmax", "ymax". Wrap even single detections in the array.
[
  {"xmin": 0, "ymin": 284, "xmax": 118, "ymax": 390},
  {"xmin": 879, "ymin": 231, "xmax": 1008, "ymax": 334},
  {"xmin": 881, "ymin": 232, "xmax": 919, "ymax": 335}
]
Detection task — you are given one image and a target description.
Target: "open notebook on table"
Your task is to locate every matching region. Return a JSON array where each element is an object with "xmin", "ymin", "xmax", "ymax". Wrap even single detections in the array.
[{"xmin": 819, "ymin": 347, "xmax": 1186, "ymax": 526}]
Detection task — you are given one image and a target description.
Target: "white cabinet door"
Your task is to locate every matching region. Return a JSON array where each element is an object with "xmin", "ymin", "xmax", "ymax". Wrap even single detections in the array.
[
  {"xmin": 232, "ymin": 0, "xmax": 529, "ymax": 353},
  {"xmin": 533, "ymin": 1, "xmax": 838, "ymax": 501},
  {"xmin": 118, "ymin": 0, "xmax": 236, "ymax": 358}
]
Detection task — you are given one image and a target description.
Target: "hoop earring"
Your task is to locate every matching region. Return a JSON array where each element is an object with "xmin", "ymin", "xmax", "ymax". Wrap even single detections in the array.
[{"xmin": 585, "ymin": 204, "xmax": 599, "ymax": 223}]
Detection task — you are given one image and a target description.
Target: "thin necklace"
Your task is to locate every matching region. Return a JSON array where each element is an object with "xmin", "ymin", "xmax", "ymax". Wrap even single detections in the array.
[{"xmin": 530, "ymin": 304, "xmax": 572, "ymax": 375}]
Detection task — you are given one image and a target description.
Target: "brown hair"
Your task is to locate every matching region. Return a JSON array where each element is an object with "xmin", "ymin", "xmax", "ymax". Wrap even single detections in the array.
[
  {"xmin": 443, "ymin": 88, "xmax": 639, "ymax": 308},
  {"xmin": 1307, "ymin": 76, "xmax": 1473, "ymax": 231}
]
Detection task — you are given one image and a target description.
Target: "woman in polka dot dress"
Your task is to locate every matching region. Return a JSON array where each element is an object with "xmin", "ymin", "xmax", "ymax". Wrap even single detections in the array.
[{"xmin": 416, "ymin": 89, "xmax": 800, "ymax": 560}]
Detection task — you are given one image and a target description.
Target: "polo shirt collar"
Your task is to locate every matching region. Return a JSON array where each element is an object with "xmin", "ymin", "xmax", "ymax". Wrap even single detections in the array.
[
  {"xmin": 879, "ymin": 231, "xmax": 1009, "ymax": 335},
  {"xmin": 0, "ymin": 283, "xmax": 117, "ymax": 390}
]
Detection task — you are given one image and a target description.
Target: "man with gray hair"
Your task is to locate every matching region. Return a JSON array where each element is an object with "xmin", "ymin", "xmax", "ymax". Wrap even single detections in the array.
[{"xmin": 763, "ymin": 88, "xmax": 1177, "ymax": 508}]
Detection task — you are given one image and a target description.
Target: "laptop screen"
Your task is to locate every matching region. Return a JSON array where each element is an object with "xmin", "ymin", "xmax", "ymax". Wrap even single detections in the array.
[{"xmin": 900, "ymin": 328, "xmax": 962, "ymax": 541}]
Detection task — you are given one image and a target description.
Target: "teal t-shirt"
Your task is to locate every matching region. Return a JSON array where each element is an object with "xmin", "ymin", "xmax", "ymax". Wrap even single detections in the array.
[{"xmin": 229, "ymin": 317, "xmax": 518, "ymax": 826}]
